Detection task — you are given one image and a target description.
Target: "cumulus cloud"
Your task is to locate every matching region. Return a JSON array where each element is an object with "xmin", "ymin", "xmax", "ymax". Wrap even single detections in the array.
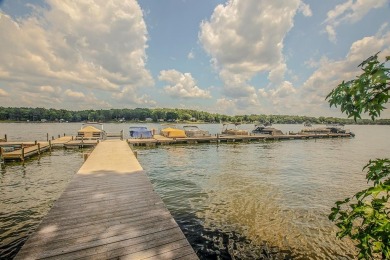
[
  {"xmin": 0, "ymin": 0, "xmax": 154, "ymax": 109},
  {"xmin": 269, "ymin": 81, "xmax": 297, "ymax": 98},
  {"xmin": 298, "ymin": 2, "xmax": 312, "ymax": 17},
  {"xmin": 300, "ymin": 29, "xmax": 390, "ymax": 116},
  {"xmin": 199, "ymin": 0, "xmax": 307, "ymax": 109},
  {"xmin": 64, "ymin": 89, "xmax": 85, "ymax": 99},
  {"xmin": 324, "ymin": 0, "xmax": 388, "ymax": 42},
  {"xmin": 187, "ymin": 50, "xmax": 195, "ymax": 59},
  {"xmin": 0, "ymin": 88, "xmax": 9, "ymax": 97},
  {"xmin": 159, "ymin": 69, "xmax": 211, "ymax": 99}
]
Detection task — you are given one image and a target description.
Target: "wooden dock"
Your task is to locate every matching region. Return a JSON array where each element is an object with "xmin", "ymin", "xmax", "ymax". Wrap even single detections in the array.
[
  {"xmin": 15, "ymin": 139, "xmax": 198, "ymax": 260},
  {"xmin": 0, "ymin": 142, "xmax": 51, "ymax": 161},
  {"xmin": 128, "ymin": 133, "xmax": 353, "ymax": 146}
]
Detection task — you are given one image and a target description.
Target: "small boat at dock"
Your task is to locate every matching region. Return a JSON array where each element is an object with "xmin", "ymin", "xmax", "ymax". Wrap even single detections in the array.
[
  {"xmin": 129, "ymin": 126, "xmax": 153, "ymax": 139},
  {"xmin": 160, "ymin": 126, "xmax": 187, "ymax": 138},
  {"xmin": 221, "ymin": 123, "xmax": 249, "ymax": 135},
  {"xmin": 183, "ymin": 125, "xmax": 211, "ymax": 137},
  {"xmin": 300, "ymin": 124, "xmax": 355, "ymax": 137},
  {"xmin": 252, "ymin": 124, "xmax": 284, "ymax": 135}
]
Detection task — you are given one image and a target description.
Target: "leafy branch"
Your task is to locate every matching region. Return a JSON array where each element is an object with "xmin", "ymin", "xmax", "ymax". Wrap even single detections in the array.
[
  {"xmin": 327, "ymin": 54, "xmax": 390, "ymax": 259},
  {"xmin": 326, "ymin": 53, "xmax": 390, "ymax": 121}
]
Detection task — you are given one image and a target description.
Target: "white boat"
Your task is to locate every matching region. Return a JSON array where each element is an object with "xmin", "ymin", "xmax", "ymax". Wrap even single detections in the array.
[
  {"xmin": 252, "ymin": 124, "xmax": 284, "ymax": 135},
  {"xmin": 221, "ymin": 123, "xmax": 249, "ymax": 135},
  {"xmin": 183, "ymin": 125, "xmax": 211, "ymax": 137}
]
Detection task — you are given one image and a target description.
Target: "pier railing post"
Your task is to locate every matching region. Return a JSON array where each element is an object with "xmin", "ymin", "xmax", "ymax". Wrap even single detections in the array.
[
  {"xmin": 0, "ymin": 147, "xmax": 4, "ymax": 167},
  {"xmin": 21, "ymin": 147, "xmax": 25, "ymax": 161}
]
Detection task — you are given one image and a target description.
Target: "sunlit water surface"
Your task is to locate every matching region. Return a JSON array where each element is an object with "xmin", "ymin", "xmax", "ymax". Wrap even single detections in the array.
[{"xmin": 0, "ymin": 123, "xmax": 389, "ymax": 259}]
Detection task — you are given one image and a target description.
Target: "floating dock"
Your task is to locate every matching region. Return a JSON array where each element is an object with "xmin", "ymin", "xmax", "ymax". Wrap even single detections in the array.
[
  {"xmin": 0, "ymin": 132, "xmax": 353, "ymax": 162},
  {"xmin": 0, "ymin": 142, "xmax": 51, "ymax": 161},
  {"xmin": 15, "ymin": 139, "xmax": 198, "ymax": 259},
  {"xmin": 128, "ymin": 133, "xmax": 353, "ymax": 146}
]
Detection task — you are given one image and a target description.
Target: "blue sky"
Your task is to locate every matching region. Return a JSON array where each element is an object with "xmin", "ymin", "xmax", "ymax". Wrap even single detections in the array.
[{"xmin": 0, "ymin": 0, "xmax": 389, "ymax": 117}]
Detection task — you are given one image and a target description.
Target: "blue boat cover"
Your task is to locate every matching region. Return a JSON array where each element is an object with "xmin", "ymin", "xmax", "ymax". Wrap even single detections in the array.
[{"xmin": 129, "ymin": 127, "xmax": 153, "ymax": 138}]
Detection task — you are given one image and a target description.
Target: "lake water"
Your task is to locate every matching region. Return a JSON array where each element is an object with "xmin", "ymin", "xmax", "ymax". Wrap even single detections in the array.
[{"xmin": 0, "ymin": 123, "xmax": 389, "ymax": 259}]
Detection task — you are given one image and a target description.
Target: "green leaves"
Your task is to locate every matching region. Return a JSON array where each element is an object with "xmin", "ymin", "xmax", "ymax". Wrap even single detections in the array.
[
  {"xmin": 327, "ymin": 54, "xmax": 390, "ymax": 259},
  {"xmin": 328, "ymin": 158, "xmax": 390, "ymax": 259},
  {"xmin": 326, "ymin": 53, "xmax": 390, "ymax": 121}
]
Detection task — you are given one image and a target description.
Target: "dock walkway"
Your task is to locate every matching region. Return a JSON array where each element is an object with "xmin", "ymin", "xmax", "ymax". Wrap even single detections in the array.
[{"xmin": 15, "ymin": 140, "xmax": 198, "ymax": 260}]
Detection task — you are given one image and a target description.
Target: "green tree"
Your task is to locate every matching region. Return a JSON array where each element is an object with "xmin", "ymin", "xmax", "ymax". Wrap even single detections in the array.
[{"xmin": 326, "ymin": 53, "xmax": 390, "ymax": 259}]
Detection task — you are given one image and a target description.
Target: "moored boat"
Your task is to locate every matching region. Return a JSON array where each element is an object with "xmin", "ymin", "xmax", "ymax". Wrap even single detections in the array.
[
  {"xmin": 252, "ymin": 124, "xmax": 284, "ymax": 135},
  {"xmin": 300, "ymin": 124, "xmax": 355, "ymax": 137},
  {"xmin": 183, "ymin": 125, "xmax": 211, "ymax": 137},
  {"xmin": 160, "ymin": 126, "xmax": 187, "ymax": 138},
  {"xmin": 221, "ymin": 123, "xmax": 249, "ymax": 135},
  {"xmin": 129, "ymin": 126, "xmax": 153, "ymax": 139}
]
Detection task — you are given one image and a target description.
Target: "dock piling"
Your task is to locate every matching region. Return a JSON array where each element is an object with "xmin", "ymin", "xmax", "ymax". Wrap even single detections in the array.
[
  {"xmin": 21, "ymin": 147, "xmax": 25, "ymax": 161},
  {"xmin": 0, "ymin": 147, "xmax": 3, "ymax": 165}
]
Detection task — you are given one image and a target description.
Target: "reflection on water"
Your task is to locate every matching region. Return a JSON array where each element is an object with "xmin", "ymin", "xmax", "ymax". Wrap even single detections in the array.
[
  {"xmin": 0, "ymin": 149, "xmax": 84, "ymax": 259},
  {"xmin": 138, "ymin": 139, "xmax": 374, "ymax": 259}
]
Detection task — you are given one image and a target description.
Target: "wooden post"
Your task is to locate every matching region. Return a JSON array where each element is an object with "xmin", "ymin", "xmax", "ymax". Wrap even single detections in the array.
[
  {"xmin": 38, "ymin": 143, "xmax": 41, "ymax": 154},
  {"xmin": 52, "ymin": 136, "xmax": 54, "ymax": 140},
  {"xmin": 0, "ymin": 147, "xmax": 4, "ymax": 167},
  {"xmin": 4, "ymin": 134, "xmax": 7, "ymax": 142},
  {"xmin": 72, "ymin": 136, "xmax": 74, "ymax": 140},
  {"xmin": 35, "ymin": 140, "xmax": 37, "ymax": 145},
  {"xmin": 58, "ymin": 134, "xmax": 60, "ymax": 138},
  {"xmin": 121, "ymin": 130, "xmax": 123, "ymax": 140},
  {"xmin": 64, "ymin": 133, "xmax": 65, "ymax": 136},
  {"xmin": 47, "ymin": 133, "xmax": 49, "ymax": 141},
  {"xmin": 21, "ymin": 147, "xmax": 25, "ymax": 161},
  {"xmin": 49, "ymin": 140, "xmax": 52, "ymax": 152}
]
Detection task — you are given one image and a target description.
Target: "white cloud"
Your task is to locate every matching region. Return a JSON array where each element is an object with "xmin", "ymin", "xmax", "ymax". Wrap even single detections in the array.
[
  {"xmin": 199, "ymin": 0, "xmax": 307, "ymax": 109},
  {"xmin": 188, "ymin": 50, "xmax": 195, "ymax": 59},
  {"xmin": 269, "ymin": 81, "xmax": 297, "ymax": 98},
  {"xmin": 300, "ymin": 29, "xmax": 390, "ymax": 116},
  {"xmin": 159, "ymin": 69, "xmax": 211, "ymax": 99},
  {"xmin": 0, "ymin": 0, "xmax": 154, "ymax": 108},
  {"xmin": 325, "ymin": 25, "xmax": 337, "ymax": 43},
  {"xmin": 64, "ymin": 89, "xmax": 85, "ymax": 99},
  {"xmin": 0, "ymin": 88, "xmax": 9, "ymax": 97},
  {"xmin": 299, "ymin": 2, "xmax": 312, "ymax": 17},
  {"xmin": 39, "ymin": 85, "xmax": 58, "ymax": 93},
  {"xmin": 324, "ymin": 0, "xmax": 388, "ymax": 42}
]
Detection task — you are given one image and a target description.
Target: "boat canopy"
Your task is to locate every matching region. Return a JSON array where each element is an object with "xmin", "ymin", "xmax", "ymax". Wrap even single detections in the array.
[
  {"xmin": 77, "ymin": 125, "xmax": 105, "ymax": 139},
  {"xmin": 78, "ymin": 126, "xmax": 102, "ymax": 133},
  {"xmin": 161, "ymin": 127, "xmax": 187, "ymax": 138},
  {"xmin": 129, "ymin": 126, "xmax": 153, "ymax": 138}
]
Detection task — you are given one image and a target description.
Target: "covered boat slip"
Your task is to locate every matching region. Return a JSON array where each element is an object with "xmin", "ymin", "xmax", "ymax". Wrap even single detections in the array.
[
  {"xmin": 129, "ymin": 126, "xmax": 153, "ymax": 139},
  {"xmin": 15, "ymin": 140, "xmax": 198, "ymax": 260}
]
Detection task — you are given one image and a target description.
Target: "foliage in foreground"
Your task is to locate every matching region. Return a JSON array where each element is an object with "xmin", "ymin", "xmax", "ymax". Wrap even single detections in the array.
[{"xmin": 327, "ymin": 53, "xmax": 390, "ymax": 259}]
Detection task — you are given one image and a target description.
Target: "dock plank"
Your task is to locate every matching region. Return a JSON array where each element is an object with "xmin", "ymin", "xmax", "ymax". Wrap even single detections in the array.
[{"xmin": 15, "ymin": 139, "xmax": 197, "ymax": 260}]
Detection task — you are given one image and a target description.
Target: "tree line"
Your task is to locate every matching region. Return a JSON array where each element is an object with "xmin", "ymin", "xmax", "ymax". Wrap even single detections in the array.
[{"xmin": 0, "ymin": 106, "xmax": 389, "ymax": 125}]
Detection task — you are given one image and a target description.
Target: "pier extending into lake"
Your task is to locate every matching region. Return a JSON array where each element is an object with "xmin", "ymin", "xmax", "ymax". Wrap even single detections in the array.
[
  {"xmin": 128, "ymin": 133, "xmax": 353, "ymax": 146},
  {"xmin": 15, "ymin": 139, "xmax": 198, "ymax": 260}
]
